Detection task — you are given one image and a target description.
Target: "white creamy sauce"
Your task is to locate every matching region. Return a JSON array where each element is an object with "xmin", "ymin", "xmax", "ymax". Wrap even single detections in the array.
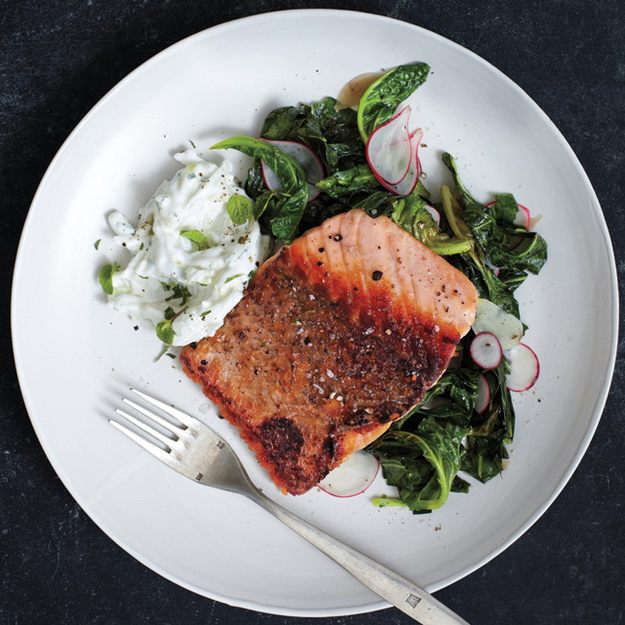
[{"xmin": 106, "ymin": 150, "xmax": 272, "ymax": 346}]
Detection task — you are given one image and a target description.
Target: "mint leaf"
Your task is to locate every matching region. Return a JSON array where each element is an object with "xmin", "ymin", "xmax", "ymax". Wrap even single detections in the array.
[
  {"xmin": 160, "ymin": 281, "xmax": 192, "ymax": 305},
  {"xmin": 180, "ymin": 229, "xmax": 210, "ymax": 250},
  {"xmin": 227, "ymin": 194, "xmax": 254, "ymax": 225},
  {"xmin": 155, "ymin": 305, "xmax": 188, "ymax": 344},
  {"xmin": 212, "ymin": 136, "xmax": 308, "ymax": 242},
  {"xmin": 99, "ymin": 262, "xmax": 118, "ymax": 295},
  {"xmin": 156, "ymin": 319, "xmax": 174, "ymax": 345},
  {"xmin": 163, "ymin": 306, "xmax": 175, "ymax": 320}
]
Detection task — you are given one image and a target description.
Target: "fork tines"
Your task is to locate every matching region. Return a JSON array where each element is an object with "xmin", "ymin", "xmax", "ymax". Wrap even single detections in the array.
[{"xmin": 110, "ymin": 388, "xmax": 198, "ymax": 459}]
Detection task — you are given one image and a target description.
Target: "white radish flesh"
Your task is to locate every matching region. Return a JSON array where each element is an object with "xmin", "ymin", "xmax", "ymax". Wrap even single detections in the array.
[
  {"xmin": 514, "ymin": 204, "xmax": 531, "ymax": 229},
  {"xmin": 366, "ymin": 105, "xmax": 423, "ymax": 196},
  {"xmin": 470, "ymin": 332, "xmax": 502, "ymax": 370},
  {"xmin": 366, "ymin": 105, "xmax": 413, "ymax": 185},
  {"xmin": 424, "ymin": 204, "xmax": 441, "ymax": 227},
  {"xmin": 261, "ymin": 139, "xmax": 325, "ymax": 202},
  {"xmin": 318, "ymin": 451, "xmax": 379, "ymax": 498},
  {"xmin": 471, "ymin": 298, "xmax": 523, "ymax": 350},
  {"xmin": 475, "ymin": 373, "xmax": 490, "ymax": 414},
  {"xmin": 383, "ymin": 128, "xmax": 423, "ymax": 196},
  {"xmin": 504, "ymin": 343, "xmax": 540, "ymax": 392}
]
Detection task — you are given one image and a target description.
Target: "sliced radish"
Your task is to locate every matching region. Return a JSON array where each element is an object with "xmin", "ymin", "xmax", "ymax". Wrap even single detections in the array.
[
  {"xmin": 470, "ymin": 332, "xmax": 502, "ymax": 370},
  {"xmin": 514, "ymin": 204, "xmax": 531, "ymax": 229},
  {"xmin": 260, "ymin": 139, "xmax": 325, "ymax": 202},
  {"xmin": 383, "ymin": 128, "xmax": 423, "ymax": 196},
  {"xmin": 471, "ymin": 298, "xmax": 523, "ymax": 350},
  {"xmin": 486, "ymin": 200, "xmax": 531, "ymax": 230},
  {"xmin": 475, "ymin": 373, "xmax": 490, "ymax": 414},
  {"xmin": 366, "ymin": 106, "xmax": 423, "ymax": 196},
  {"xmin": 504, "ymin": 343, "xmax": 540, "ymax": 392},
  {"xmin": 318, "ymin": 451, "xmax": 379, "ymax": 498},
  {"xmin": 424, "ymin": 204, "xmax": 441, "ymax": 227},
  {"xmin": 365, "ymin": 105, "xmax": 413, "ymax": 185}
]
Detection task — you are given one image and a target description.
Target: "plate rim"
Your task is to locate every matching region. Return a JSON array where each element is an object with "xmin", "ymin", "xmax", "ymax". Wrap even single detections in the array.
[{"xmin": 10, "ymin": 8, "xmax": 620, "ymax": 617}]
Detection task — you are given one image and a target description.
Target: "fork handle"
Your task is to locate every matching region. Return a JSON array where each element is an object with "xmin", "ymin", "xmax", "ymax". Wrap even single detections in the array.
[{"xmin": 247, "ymin": 489, "xmax": 470, "ymax": 625}]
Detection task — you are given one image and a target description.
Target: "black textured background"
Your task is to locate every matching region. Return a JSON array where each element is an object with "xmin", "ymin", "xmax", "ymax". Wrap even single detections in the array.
[{"xmin": 2, "ymin": 1, "xmax": 624, "ymax": 624}]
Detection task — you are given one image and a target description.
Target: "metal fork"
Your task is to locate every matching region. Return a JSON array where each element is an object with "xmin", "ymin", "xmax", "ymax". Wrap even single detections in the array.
[{"xmin": 110, "ymin": 388, "xmax": 470, "ymax": 625}]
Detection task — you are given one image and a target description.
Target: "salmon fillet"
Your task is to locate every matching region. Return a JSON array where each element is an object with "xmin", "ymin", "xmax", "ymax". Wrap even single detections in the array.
[{"xmin": 180, "ymin": 209, "xmax": 477, "ymax": 495}]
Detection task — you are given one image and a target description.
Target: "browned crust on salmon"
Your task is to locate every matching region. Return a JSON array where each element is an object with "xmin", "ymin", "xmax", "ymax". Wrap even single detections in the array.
[{"xmin": 181, "ymin": 209, "xmax": 477, "ymax": 495}]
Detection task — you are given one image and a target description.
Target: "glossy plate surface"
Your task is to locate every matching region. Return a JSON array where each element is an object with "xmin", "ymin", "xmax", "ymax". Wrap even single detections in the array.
[{"xmin": 11, "ymin": 9, "xmax": 618, "ymax": 617}]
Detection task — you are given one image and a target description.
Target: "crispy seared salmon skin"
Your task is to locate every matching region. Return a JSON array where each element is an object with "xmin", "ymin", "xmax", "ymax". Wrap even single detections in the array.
[{"xmin": 180, "ymin": 209, "xmax": 477, "ymax": 495}]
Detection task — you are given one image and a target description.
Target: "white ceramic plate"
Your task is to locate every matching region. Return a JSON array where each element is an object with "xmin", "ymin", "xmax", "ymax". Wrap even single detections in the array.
[{"xmin": 12, "ymin": 9, "xmax": 618, "ymax": 617}]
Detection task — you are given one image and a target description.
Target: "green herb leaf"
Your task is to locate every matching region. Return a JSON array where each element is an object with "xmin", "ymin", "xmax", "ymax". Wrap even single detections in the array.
[
  {"xmin": 94, "ymin": 239, "xmax": 101, "ymax": 250},
  {"xmin": 180, "ymin": 229, "xmax": 211, "ymax": 250},
  {"xmin": 441, "ymin": 152, "xmax": 548, "ymax": 314},
  {"xmin": 227, "ymin": 194, "xmax": 254, "ymax": 225},
  {"xmin": 390, "ymin": 194, "xmax": 472, "ymax": 256},
  {"xmin": 252, "ymin": 190, "xmax": 275, "ymax": 220},
  {"xmin": 371, "ymin": 417, "xmax": 466, "ymax": 513},
  {"xmin": 153, "ymin": 344, "xmax": 170, "ymax": 362},
  {"xmin": 98, "ymin": 262, "xmax": 118, "ymax": 295},
  {"xmin": 357, "ymin": 63, "xmax": 430, "ymax": 142},
  {"xmin": 155, "ymin": 305, "xmax": 188, "ymax": 345},
  {"xmin": 316, "ymin": 164, "xmax": 382, "ymax": 198},
  {"xmin": 156, "ymin": 319, "xmax": 175, "ymax": 345},
  {"xmin": 160, "ymin": 281, "xmax": 192, "ymax": 306},
  {"xmin": 259, "ymin": 98, "xmax": 364, "ymax": 175},
  {"xmin": 212, "ymin": 136, "xmax": 309, "ymax": 242}
]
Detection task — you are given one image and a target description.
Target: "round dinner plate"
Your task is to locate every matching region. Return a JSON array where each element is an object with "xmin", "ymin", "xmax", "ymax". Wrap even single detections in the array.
[{"xmin": 11, "ymin": 9, "xmax": 618, "ymax": 617}]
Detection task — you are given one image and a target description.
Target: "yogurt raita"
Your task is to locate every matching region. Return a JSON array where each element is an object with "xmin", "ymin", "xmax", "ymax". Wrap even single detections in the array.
[{"xmin": 104, "ymin": 150, "xmax": 271, "ymax": 346}]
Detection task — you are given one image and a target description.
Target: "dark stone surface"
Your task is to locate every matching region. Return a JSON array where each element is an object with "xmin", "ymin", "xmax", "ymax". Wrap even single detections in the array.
[{"xmin": 1, "ymin": 1, "xmax": 623, "ymax": 623}]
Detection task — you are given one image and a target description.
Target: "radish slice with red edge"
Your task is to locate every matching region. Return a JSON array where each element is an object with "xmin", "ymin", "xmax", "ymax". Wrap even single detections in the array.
[
  {"xmin": 366, "ymin": 105, "xmax": 413, "ymax": 186},
  {"xmin": 384, "ymin": 128, "xmax": 423, "ymax": 196},
  {"xmin": 475, "ymin": 372, "xmax": 490, "ymax": 414},
  {"xmin": 470, "ymin": 332, "xmax": 502, "ymax": 370},
  {"xmin": 504, "ymin": 343, "xmax": 540, "ymax": 392},
  {"xmin": 318, "ymin": 450, "xmax": 379, "ymax": 498},
  {"xmin": 260, "ymin": 139, "xmax": 324, "ymax": 203},
  {"xmin": 514, "ymin": 204, "xmax": 531, "ymax": 229},
  {"xmin": 471, "ymin": 298, "xmax": 523, "ymax": 351}
]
